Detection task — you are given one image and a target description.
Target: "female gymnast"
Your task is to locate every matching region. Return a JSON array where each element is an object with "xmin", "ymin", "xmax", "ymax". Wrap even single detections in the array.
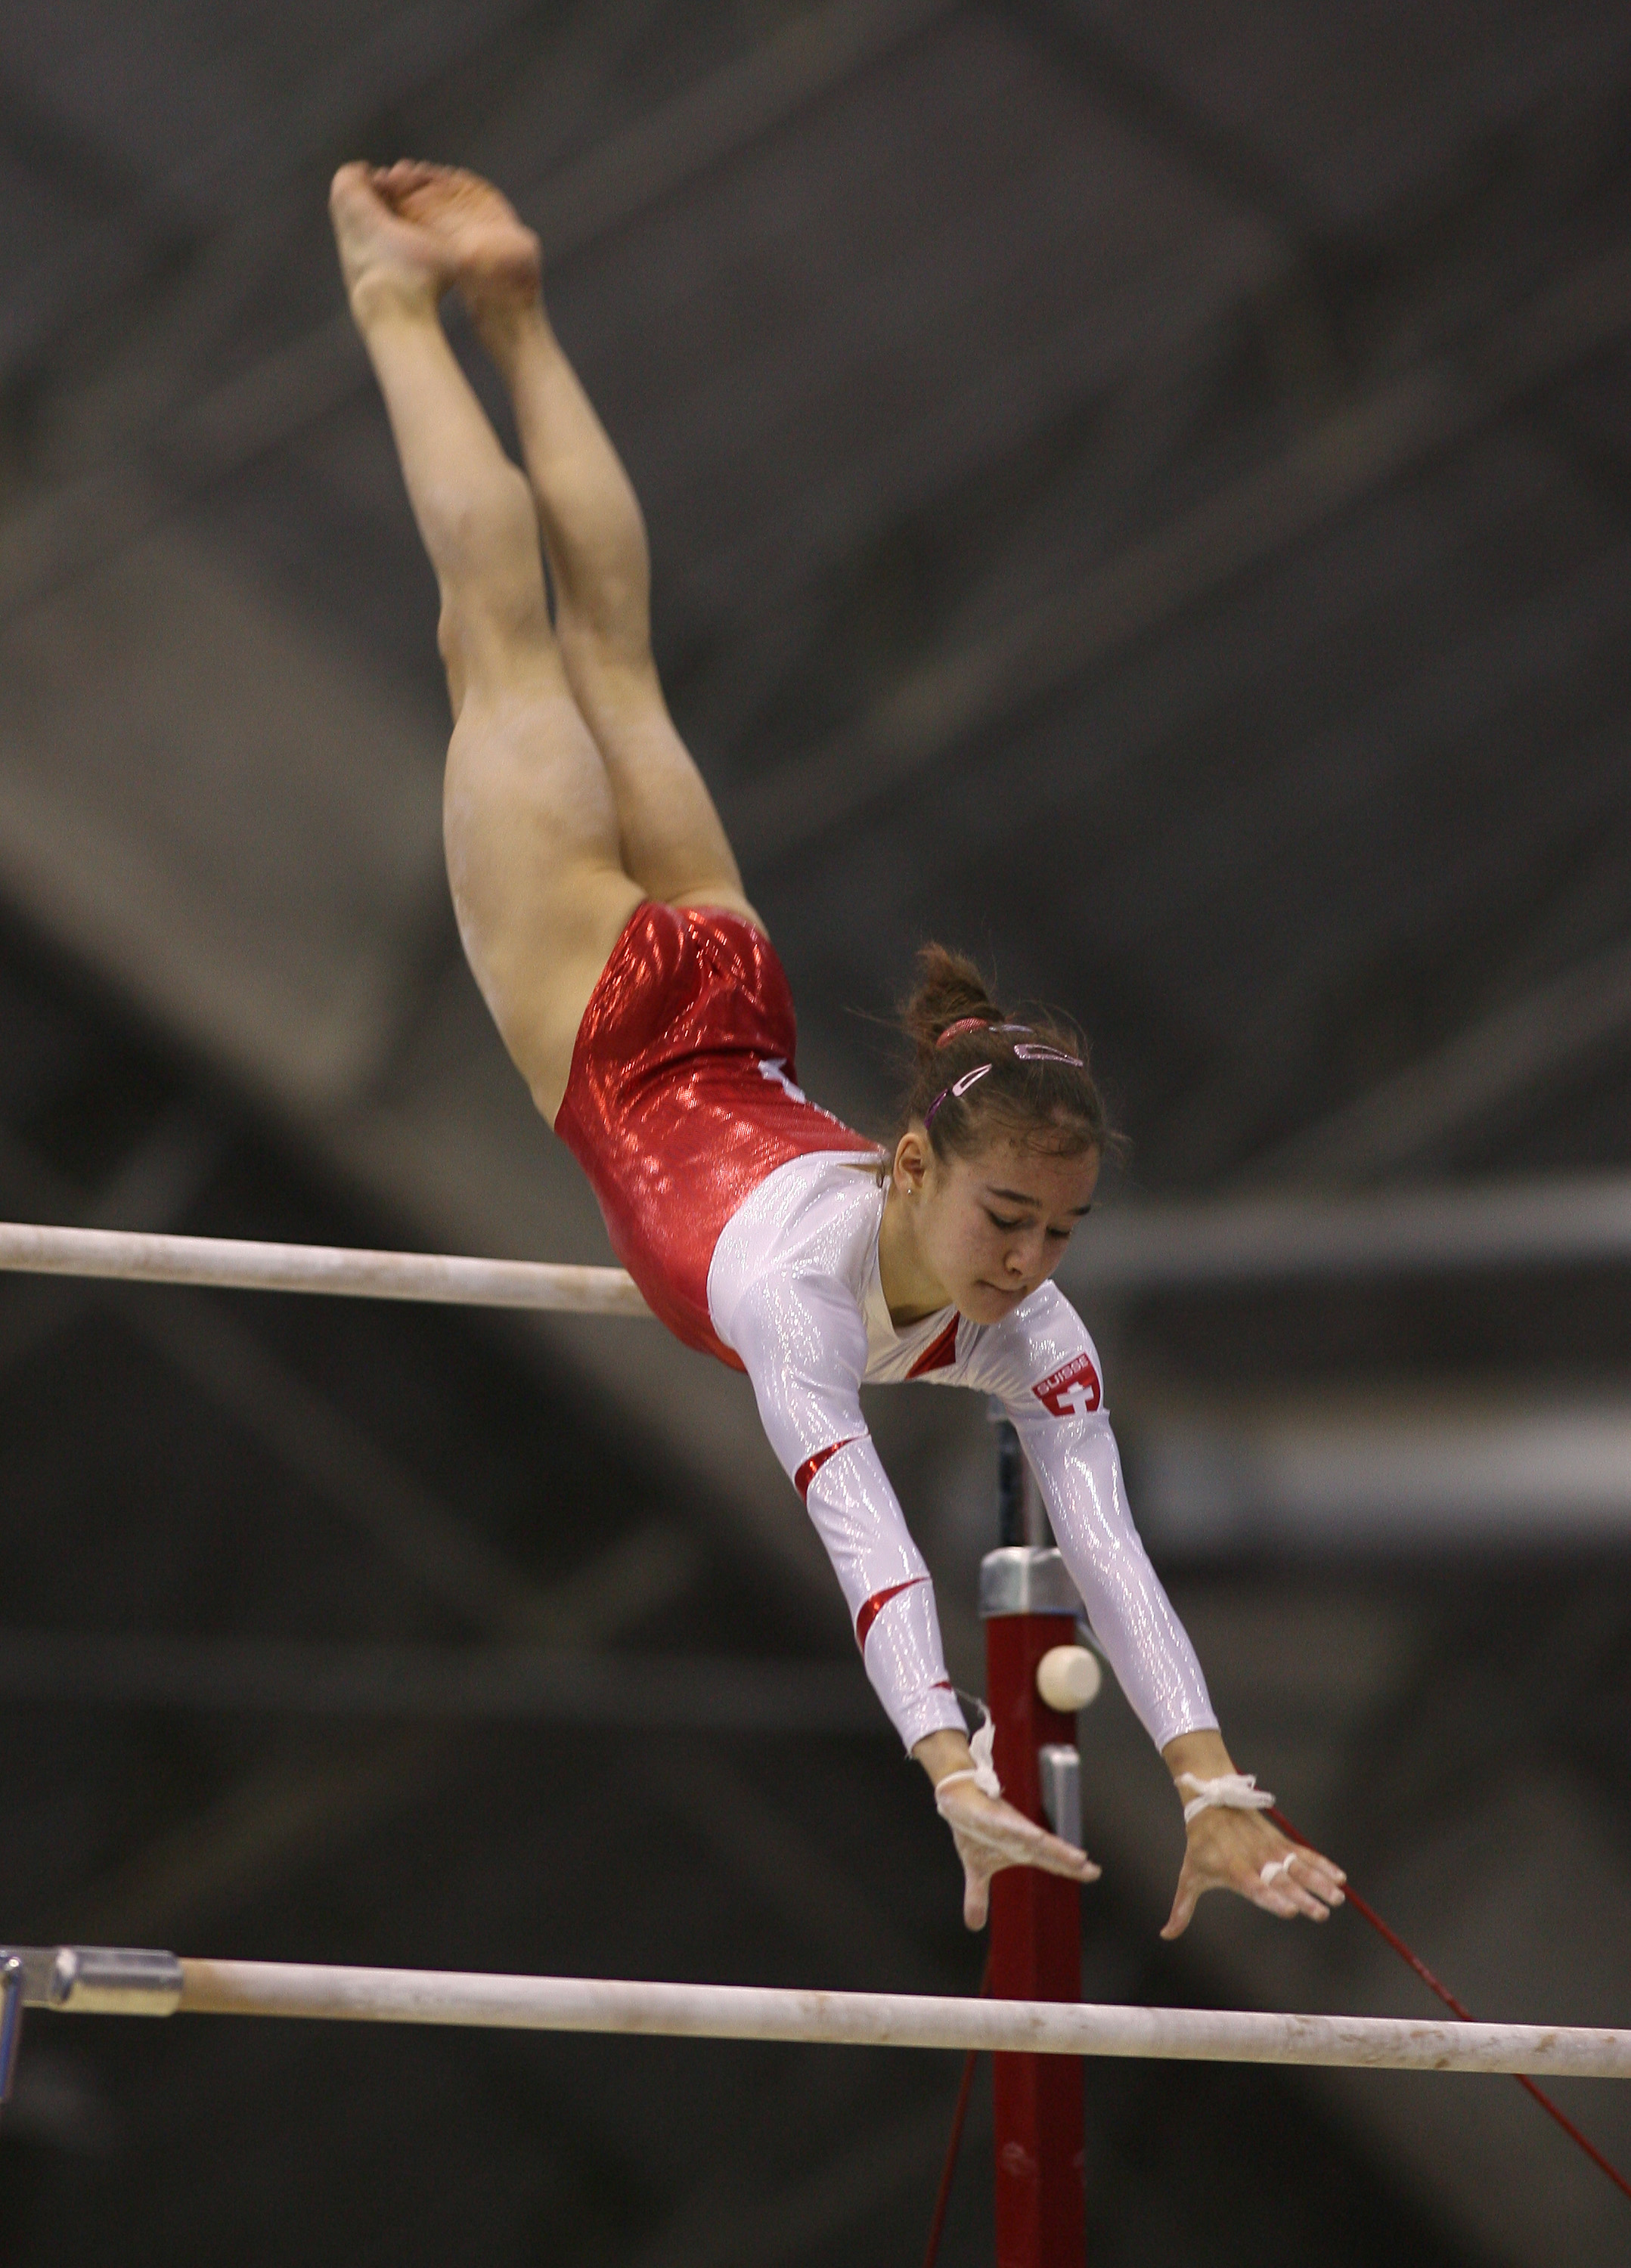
[{"xmin": 328, "ymin": 160, "xmax": 1345, "ymax": 1938}]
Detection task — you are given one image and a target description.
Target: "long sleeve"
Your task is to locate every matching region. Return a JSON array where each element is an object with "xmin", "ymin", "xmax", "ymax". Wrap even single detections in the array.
[
  {"xmin": 722, "ymin": 1269, "xmax": 966, "ymax": 1752},
  {"xmin": 972, "ymin": 1287, "xmax": 1217, "ymax": 1751}
]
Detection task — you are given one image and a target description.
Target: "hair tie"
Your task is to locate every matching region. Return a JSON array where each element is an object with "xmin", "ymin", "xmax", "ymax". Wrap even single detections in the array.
[{"xmin": 935, "ymin": 1016, "xmax": 993, "ymax": 1049}]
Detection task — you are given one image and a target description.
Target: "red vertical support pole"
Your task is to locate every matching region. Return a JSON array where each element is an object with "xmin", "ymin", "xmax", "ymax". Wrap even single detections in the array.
[{"xmin": 981, "ymin": 1542, "xmax": 1086, "ymax": 2268}]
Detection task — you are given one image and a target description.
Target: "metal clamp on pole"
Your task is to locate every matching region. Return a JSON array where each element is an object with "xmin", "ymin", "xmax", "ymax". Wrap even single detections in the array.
[
  {"xmin": 0, "ymin": 1944, "xmax": 184, "ymax": 2015},
  {"xmin": 1037, "ymin": 1745, "xmax": 1083, "ymax": 1851}
]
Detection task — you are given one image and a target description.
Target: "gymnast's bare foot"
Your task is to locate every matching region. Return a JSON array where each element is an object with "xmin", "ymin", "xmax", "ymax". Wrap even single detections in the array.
[
  {"xmin": 330, "ymin": 163, "xmax": 450, "ymax": 318},
  {"xmin": 380, "ymin": 161, "xmax": 541, "ymax": 319},
  {"xmin": 330, "ymin": 161, "xmax": 541, "ymax": 324}
]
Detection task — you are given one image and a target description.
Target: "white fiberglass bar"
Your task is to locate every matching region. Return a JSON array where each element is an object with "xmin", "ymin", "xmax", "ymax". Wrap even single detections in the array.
[
  {"xmin": 0, "ymin": 1222, "xmax": 648, "ymax": 1317},
  {"xmin": 29, "ymin": 1950, "xmax": 1631, "ymax": 2077}
]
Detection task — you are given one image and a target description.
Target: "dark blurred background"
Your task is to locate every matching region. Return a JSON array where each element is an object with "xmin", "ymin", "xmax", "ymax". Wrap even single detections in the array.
[{"xmin": 2, "ymin": 2, "xmax": 1629, "ymax": 2261}]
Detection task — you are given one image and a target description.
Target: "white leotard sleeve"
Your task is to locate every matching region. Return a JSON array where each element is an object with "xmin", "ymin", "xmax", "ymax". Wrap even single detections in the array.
[
  {"xmin": 720, "ymin": 1266, "xmax": 966, "ymax": 1752},
  {"xmin": 707, "ymin": 1154, "xmax": 1211, "ymax": 1755},
  {"xmin": 965, "ymin": 1284, "xmax": 1217, "ymax": 1752}
]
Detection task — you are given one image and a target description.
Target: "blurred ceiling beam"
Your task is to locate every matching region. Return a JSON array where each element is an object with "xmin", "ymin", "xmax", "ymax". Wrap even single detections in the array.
[
  {"xmin": 0, "ymin": 0, "xmax": 955, "ymax": 624},
  {"xmin": 0, "ymin": 0, "xmax": 561, "ymax": 540},
  {"xmin": 665, "ymin": 1740, "xmax": 943, "ymax": 1986},
  {"xmin": 1064, "ymin": 1170, "xmax": 1631, "ymax": 1294},
  {"xmin": 70, "ymin": 1728, "xmax": 453, "ymax": 1944},
  {"xmin": 0, "ymin": 1110, "xmax": 219, "ymax": 1372},
  {"xmin": 729, "ymin": 234, "xmax": 1631, "ymax": 868},
  {"xmin": 0, "ymin": 1631, "xmax": 880, "ymax": 1729},
  {"xmin": 180, "ymin": 0, "xmax": 957, "ymax": 485},
  {"xmin": 1130, "ymin": 1388, "xmax": 1631, "ymax": 1553},
  {"xmin": 71, "ymin": 1680, "xmax": 929, "ymax": 1985},
  {"xmin": 0, "ymin": 517, "xmax": 451, "ymax": 1114},
  {"xmin": 1254, "ymin": 935, "xmax": 1631, "ymax": 1185},
  {"xmin": 998, "ymin": 0, "xmax": 1319, "ymax": 242}
]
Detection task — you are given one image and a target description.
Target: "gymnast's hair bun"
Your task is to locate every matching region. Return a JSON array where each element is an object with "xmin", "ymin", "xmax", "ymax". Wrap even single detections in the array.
[
  {"xmin": 895, "ymin": 944, "xmax": 1122, "ymax": 1163},
  {"xmin": 901, "ymin": 943, "xmax": 1002, "ymax": 1057}
]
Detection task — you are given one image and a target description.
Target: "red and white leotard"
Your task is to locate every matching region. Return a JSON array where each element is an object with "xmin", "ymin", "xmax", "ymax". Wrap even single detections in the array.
[{"xmin": 557, "ymin": 903, "xmax": 1217, "ymax": 1755}]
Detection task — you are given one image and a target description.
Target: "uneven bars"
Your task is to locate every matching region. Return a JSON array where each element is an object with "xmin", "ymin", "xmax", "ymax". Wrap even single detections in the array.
[
  {"xmin": 9, "ymin": 1947, "xmax": 1631, "ymax": 2078},
  {"xmin": 0, "ymin": 1222, "xmax": 649, "ymax": 1317}
]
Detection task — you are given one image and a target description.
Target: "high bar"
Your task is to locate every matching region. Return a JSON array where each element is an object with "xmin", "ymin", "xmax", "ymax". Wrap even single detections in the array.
[
  {"xmin": 0, "ymin": 1222, "xmax": 649, "ymax": 1316},
  {"xmin": 10, "ymin": 1947, "xmax": 1631, "ymax": 2078}
]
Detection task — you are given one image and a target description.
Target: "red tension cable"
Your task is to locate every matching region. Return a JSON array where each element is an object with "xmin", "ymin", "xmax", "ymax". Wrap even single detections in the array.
[
  {"xmin": 922, "ymin": 1952, "xmax": 991, "ymax": 2268},
  {"xmin": 1268, "ymin": 1806, "xmax": 1631, "ymax": 2207},
  {"xmin": 923, "ymin": 1826, "xmax": 1630, "ymax": 2267}
]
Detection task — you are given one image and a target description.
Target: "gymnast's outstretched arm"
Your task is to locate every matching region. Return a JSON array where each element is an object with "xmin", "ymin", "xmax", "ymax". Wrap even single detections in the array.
[
  {"xmin": 981, "ymin": 1294, "xmax": 1348, "ymax": 1935},
  {"xmin": 722, "ymin": 1268, "xmax": 1101, "ymax": 1929}
]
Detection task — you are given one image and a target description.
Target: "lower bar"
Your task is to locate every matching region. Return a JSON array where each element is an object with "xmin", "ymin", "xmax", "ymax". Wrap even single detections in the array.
[{"xmin": 8, "ymin": 1949, "xmax": 1630, "ymax": 2077}]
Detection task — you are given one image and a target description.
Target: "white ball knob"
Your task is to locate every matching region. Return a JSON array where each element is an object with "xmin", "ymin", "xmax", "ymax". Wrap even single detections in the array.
[{"xmin": 1036, "ymin": 1644, "xmax": 1102, "ymax": 1712}]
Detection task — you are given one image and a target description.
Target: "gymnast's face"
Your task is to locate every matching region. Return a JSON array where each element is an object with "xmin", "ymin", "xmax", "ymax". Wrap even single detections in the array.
[{"xmin": 889, "ymin": 1132, "xmax": 1099, "ymax": 1325}]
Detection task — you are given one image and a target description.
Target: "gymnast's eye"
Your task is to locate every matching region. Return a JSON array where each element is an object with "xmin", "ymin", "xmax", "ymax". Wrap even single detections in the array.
[{"xmin": 987, "ymin": 1212, "xmax": 1023, "ymax": 1232}]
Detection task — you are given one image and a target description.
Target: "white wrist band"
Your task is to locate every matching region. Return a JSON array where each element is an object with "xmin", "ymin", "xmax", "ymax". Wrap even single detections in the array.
[
  {"xmin": 1177, "ymin": 1771, "xmax": 1275, "ymax": 1826},
  {"xmin": 935, "ymin": 1699, "xmax": 1002, "ymax": 1804}
]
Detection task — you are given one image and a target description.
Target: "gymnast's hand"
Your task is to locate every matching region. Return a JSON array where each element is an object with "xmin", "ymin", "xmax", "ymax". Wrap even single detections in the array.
[
  {"xmin": 915, "ymin": 1730, "xmax": 1099, "ymax": 1930},
  {"xmin": 1159, "ymin": 1731, "xmax": 1346, "ymax": 1938}
]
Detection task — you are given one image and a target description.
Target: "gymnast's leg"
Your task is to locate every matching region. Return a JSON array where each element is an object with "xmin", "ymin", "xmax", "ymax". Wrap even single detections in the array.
[
  {"xmin": 368, "ymin": 162, "xmax": 761, "ymax": 933},
  {"xmin": 330, "ymin": 164, "xmax": 643, "ymax": 1123}
]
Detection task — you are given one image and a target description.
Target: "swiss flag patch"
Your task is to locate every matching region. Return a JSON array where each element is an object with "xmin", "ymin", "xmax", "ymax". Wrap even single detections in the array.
[{"xmin": 1032, "ymin": 1351, "xmax": 1101, "ymax": 1420}]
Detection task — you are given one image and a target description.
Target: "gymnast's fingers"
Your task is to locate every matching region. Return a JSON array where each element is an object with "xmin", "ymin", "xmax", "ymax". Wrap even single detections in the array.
[
  {"xmin": 1270, "ymin": 1845, "xmax": 1347, "ymax": 1913},
  {"xmin": 1301, "ymin": 1849, "xmax": 1347, "ymax": 1901},
  {"xmin": 1160, "ymin": 1864, "xmax": 1202, "ymax": 1940},
  {"xmin": 941, "ymin": 1799, "xmax": 1098, "ymax": 1930},
  {"xmin": 1034, "ymin": 1828, "xmax": 1101, "ymax": 1882},
  {"xmin": 1281, "ymin": 1879, "xmax": 1333, "ymax": 1923},
  {"xmin": 1254, "ymin": 1852, "xmax": 1338, "ymax": 1922},
  {"xmin": 980, "ymin": 1804, "xmax": 1099, "ymax": 1882},
  {"xmin": 1301, "ymin": 1861, "xmax": 1347, "ymax": 1909},
  {"xmin": 962, "ymin": 1858, "xmax": 991, "ymax": 1932}
]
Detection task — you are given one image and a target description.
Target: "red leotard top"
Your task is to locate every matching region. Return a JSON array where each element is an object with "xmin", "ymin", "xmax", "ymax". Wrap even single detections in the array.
[{"xmin": 552, "ymin": 901, "xmax": 877, "ymax": 1366}]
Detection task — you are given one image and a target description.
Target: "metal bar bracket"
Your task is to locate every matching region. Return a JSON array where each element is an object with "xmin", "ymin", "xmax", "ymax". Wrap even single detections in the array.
[{"xmin": 0, "ymin": 1944, "xmax": 184, "ymax": 2015}]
